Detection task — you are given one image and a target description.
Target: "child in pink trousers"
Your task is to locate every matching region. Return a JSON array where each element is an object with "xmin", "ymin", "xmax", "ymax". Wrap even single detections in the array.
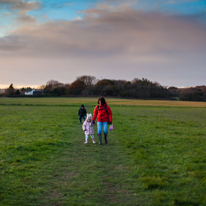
[{"xmin": 82, "ymin": 113, "xmax": 96, "ymax": 144}]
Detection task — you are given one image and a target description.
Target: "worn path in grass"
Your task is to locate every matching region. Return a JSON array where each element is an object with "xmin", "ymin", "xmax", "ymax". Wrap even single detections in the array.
[{"xmin": 44, "ymin": 131, "xmax": 147, "ymax": 206}]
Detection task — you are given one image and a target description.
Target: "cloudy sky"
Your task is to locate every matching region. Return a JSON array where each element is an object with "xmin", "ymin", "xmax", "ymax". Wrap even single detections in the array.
[{"xmin": 0, "ymin": 0, "xmax": 206, "ymax": 88}]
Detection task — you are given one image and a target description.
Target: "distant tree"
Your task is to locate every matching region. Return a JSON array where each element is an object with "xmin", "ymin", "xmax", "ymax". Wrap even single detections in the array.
[
  {"xmin": 15, "ymin": 89, "xmax": 20, "ymax": 95},
  {"xmin": 120, "ymin": 78, "xmax": 170, "ymax": 99},
  {"xmin": 5, "ymin": 84, "xmax": 15, "ymax": 95},
  {"xmin": 65, "ymin": 84, "xmax": 71, "ymax": 95},
  {"xmin": 20, "ymin": 87, "xmax": 32, "ymax": 92},
  {"xmin": 195, "ymin": 85, "xmax": 206, "ymax": 99},
  {"xmin": 69, "ymin": 80, "xmax": 86, "ymax": 95},
  {"xmin": 51, "ymin": 87, "xmax": 66, "ymax": 96},
  {"xmin": 27, "ymin": 76, "xmax": 203, "ymax": 100},
  {"xmin": 76, "ymin": 75, "xmax": 96, "ymax": 86},
  {"xmin": 44, "ymin": 80, "xmax": 65, "ymax": 95},
  {"xmin": 37, "ymin": 85, "xmax": 46, "ymax": 90},
  {"xmin": 168, "ymin": 86, "xmax": 178, "ymax": 97},
  {"xmin": 179, "ymin": 88, "xmax": 204, "ymax": 101},
  {"xmin": 20, "ymin": 87, "xmax": 26, "ymax": 92},
  {"xmin": 76, "ymin": 76, "xmax": 96, "ymax": 95},
  {"xmin": 46, "ymin": 80, "xmax": 62, "ymax": 88},
  {"xmin": 101, "ymin": 85, "xmax": 113, "ymax": 96},
  {"xmin": 93, "ymin": 79, "xmax": 114, "ymax": 95},
  {"xmin": 9, "ymin": 84, "xmax": 14, "ymax": 89},
  {"xmin": 111, "ymin": 80, "xmax": 126, "ymax": 97},
  {"xmin": 96, "ymin": 79, "xmax": 114, "ymax": 87}
]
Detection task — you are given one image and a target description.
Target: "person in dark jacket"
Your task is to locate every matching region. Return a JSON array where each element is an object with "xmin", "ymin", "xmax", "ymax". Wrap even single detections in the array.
[
  {"xmin": 78, "ymin": 104, "xmax": 87, "ymax": 123},
  {"xmin": 92, "ymin": 97, "xmax": 112, "ymax": 145}
]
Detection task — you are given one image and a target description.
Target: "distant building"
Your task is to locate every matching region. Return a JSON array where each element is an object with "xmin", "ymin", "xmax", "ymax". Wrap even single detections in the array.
[
  {"xmin": 25, "ymin": 89, "xmax": 44, "ymax": 96},
  {"xmin": 25, "ymin": 89, "xmax": 36, "ymax": 95},
  {"xmin": 33, "ymin": 91, "xmax": 44, "ymax": 95}
]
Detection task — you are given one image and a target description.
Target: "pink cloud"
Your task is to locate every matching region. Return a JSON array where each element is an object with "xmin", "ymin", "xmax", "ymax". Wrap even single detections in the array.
[
  {"xmin": 1, "ymin": 9, "xmax": 206, "ymax": 57},
  {"xmin": 0, "ymin": 6, "xmax": 206, "ymax": 87}
]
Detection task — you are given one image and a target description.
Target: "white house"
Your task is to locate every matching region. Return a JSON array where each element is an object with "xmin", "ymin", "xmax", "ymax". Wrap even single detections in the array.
[{"xmin": 25, "ymin": 89, "xmax": 36, "ymax": 95}]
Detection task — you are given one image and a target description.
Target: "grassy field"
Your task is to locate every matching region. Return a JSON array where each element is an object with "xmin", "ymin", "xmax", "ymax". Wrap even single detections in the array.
[
  {"xmin": 0, "ymin": 97, "xmax": 206, "ymax": 107},
  {"xmin": 0, "ymin": 98, "xmax": 206, "ymax": 206}
]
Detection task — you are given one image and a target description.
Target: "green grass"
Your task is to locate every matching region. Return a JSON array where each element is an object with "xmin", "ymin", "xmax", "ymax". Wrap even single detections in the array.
[
  {"xmin": 0, "ymin": 98, "xmax": 206, "ymax": 205},
  {"xmin": 0, "ymin": 97, "xmax": 206, "ymax": 107},
  {"xmin": 115, "ymin": 106, "xmax": 206, "ymax": 206}
]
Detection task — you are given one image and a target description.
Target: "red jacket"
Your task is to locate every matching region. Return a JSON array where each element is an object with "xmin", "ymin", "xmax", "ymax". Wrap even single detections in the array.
[{"xmin": 92, "ymin": 103, "xmax": 112, "ymax": 123}]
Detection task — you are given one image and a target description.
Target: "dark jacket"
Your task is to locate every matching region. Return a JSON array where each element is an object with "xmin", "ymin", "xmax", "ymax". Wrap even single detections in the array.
[{"xmin": 78, "ymin": 107, "xmax": 87, "ymax": 116}]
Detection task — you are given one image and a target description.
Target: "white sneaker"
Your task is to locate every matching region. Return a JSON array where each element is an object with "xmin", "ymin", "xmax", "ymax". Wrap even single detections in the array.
[
  {"xmin": 84, "ymin": 141, "xmax": 88, "ymax": 144},
  {"xmin": 92, "ymin": 140, "xmax": 96, "ymax": 144}
]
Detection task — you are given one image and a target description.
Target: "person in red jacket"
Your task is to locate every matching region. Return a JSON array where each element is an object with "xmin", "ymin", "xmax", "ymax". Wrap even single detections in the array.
[{"xmin": 92, "ymin": 97, "xmax": 112, "ymax": 145}]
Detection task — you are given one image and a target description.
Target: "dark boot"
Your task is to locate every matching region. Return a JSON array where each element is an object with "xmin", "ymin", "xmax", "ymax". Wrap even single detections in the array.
[
  {"xmin": 98, "ymin": 134, "xmax": 102, "ymax": 145},
  {"xmin": 104, "ymin": 133, "xmax": 108, "ymax": 144}
]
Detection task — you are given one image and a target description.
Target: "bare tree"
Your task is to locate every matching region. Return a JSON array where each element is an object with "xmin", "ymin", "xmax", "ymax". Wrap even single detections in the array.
[
  {"xmin": 76, "ymin": 75, "xmax": 96, "ymax": 86},
  {"xmin": 37, "ymin": 85, "xmax": 46, "ymax": 90},
  {"xmin": 46, "ymin": 80, "xmax": 63, "ymax": 88},
  {"xmin": 5, "ymin": 84, "xmax": 15, "ymax": 95}
]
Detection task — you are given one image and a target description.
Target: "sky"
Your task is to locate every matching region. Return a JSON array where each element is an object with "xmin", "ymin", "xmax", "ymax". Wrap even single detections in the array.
[{"xmin": 0, "ymin": 0, "xmax": 206, "ymax": 88}]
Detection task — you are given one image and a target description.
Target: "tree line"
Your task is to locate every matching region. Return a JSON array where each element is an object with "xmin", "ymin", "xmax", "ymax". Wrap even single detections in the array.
[{"xmin": 1, "ymin": 76, "xmax": 206, "ymax": 101}]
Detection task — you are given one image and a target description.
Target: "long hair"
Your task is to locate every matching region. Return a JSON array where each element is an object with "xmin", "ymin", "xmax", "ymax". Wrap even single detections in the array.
[{"xmin": 97, "ymin": 97, "xmax": 106, "ymax": 105}]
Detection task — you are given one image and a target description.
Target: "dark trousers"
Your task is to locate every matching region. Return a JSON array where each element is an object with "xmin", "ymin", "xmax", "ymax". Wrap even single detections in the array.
[{"xmin": 79, "ymin": 115, "xmax": 85, "ymax": 123}]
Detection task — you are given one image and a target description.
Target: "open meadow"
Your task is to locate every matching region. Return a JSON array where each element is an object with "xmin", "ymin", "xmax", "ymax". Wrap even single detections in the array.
[{"xmin": 0, "ymin": 97, "xmax": 206, "ymax": 206}]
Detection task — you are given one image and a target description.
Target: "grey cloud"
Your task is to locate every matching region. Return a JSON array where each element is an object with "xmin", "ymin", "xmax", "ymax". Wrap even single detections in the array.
[
  {"xmin": 1, "ymin": 5, "xmax": 206, "ymax": 88},
  {"xmin": 0, "ymin": 1, "xmax": 40, "ymax": 35},
  {"xmin": 104, "ymin": 0, "xmax": 137, "ymax": 3},
  {"xmin": 182, "ymin": 0, "xmax": 199, "ymax": 2},
  {"xmin": 17, "ymin": 14, "xmax": 37, "ymax": 23},
  {"xmin": 49, "ymin": 2, "xmax": 73, "ymax": 9},
  {"xmin": 167, "ymin": 0, "xmax": 198, "ymax": 4},
  {"xmin": 11, "ymin": 1, "xmax": 41, "ymax": 12},
  {"xmin": 1, "ymin": 8, "xmax": 206, "ymax": 58},
  {"xmin": 0, "ymin": 0, "xmax": 16, "ymax": 3},
  {"xmin": 0, "ymin": 35, "xmax": 26, "ymax": 51},
  {"xmin": 0, "ymin": 0, "xmax": 41, "ymax": 12}
]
